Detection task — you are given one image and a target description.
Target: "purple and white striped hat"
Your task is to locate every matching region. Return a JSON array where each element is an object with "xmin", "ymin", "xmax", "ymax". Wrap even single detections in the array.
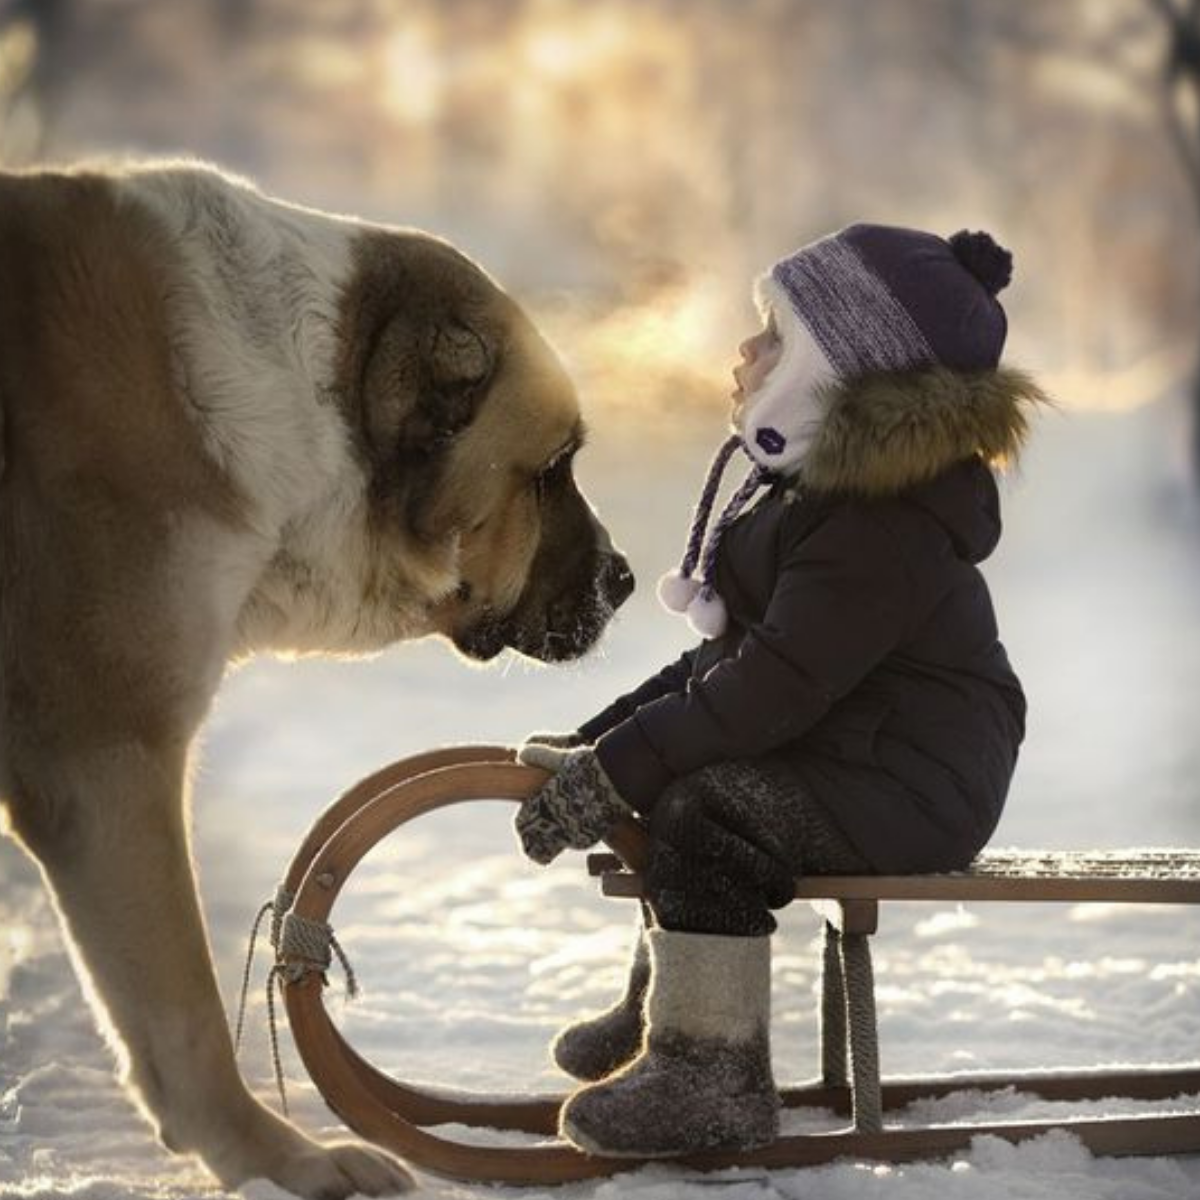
[
  {"xmin": 744, "ymin": 224, "xmax": 1011, "ymax": 471},
  {"xmin": 661, "ymin": 225, "xmax": 1013, "ymax": 638}
]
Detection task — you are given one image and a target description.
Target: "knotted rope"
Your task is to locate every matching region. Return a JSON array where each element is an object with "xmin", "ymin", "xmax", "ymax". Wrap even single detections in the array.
[
  {"xmin": 234, "ymin": 884, "xmax": 294, "ymax": 1053},
  {"xmin": 234, "ymin": 888, "xmax": 358, "ymax": 1117}
]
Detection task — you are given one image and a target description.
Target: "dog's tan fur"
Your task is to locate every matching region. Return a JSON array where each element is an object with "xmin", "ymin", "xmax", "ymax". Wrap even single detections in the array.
[{"xmin": 0, "ymin": 163, "xmax": 630, "ymax": 1197}]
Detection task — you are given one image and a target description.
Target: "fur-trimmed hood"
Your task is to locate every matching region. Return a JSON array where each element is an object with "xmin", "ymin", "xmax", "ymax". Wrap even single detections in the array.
[{"xmin": 799, "ymin": 364, "xmax": 1051, "ymax": 498}]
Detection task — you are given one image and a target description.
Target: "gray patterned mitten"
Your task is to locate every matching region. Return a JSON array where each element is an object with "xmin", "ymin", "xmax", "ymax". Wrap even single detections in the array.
[{"xmin": 514, "ymin": 746, "xmax": 632, "ymax": 865}]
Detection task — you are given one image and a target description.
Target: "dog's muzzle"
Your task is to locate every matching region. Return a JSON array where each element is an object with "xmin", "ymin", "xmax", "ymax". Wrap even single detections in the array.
[{"xmin": 455, "ymin": 550, "xmax": 635, "ymax": 664}]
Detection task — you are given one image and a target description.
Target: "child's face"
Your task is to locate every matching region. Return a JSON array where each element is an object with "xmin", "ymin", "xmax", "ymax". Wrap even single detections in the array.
[{"xmin": 731, "ymin": 314, "xmax": 783, "ymax": 428}]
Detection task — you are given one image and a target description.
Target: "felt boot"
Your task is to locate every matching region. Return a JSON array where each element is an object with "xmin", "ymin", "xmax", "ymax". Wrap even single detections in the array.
[
  {"xmin": 552, "ymin": 922, "xmax": 649, "ymax": 1081},
  {"xmin": 559, "ymin": 929, "xmax": 779, "ymax": 1158}
]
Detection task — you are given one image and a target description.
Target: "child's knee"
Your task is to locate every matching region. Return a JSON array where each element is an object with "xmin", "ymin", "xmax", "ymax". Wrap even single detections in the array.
[
  {"xmin": 650, "ymin": 764, "xmax": 731, "ymax": 832},
  {"xmin": 647, "ymin": 786, "xmax": 697, "ymax": 844}
]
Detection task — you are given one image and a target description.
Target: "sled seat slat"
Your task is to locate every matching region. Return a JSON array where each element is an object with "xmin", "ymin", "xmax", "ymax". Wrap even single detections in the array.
[{"xmin": 592, "ymin": 847, "xmax": 1200, "ymax": 905}]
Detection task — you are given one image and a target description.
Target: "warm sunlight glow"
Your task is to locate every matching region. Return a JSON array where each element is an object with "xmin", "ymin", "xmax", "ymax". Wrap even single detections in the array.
[
  {"xmin": 1044, "ymin": 342, "xmax": 1195, "ymax": 412},
  {"xmin": 381, "ymin": 22, "xmax": 444, "ymax": 125},
  {"xmin": 586, "ymin": 279, "xmax": 731, "ymax": 375},
  {"xmin": 0, "ymin": 18, "xmax": 34, "ymax": 94},
  {"xmin": 521, "ymin": 12, "xmax": 626, "ymax": 81}
]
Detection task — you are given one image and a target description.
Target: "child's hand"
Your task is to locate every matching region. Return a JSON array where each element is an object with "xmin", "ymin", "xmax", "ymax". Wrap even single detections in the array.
[{"xmin": 513, "ymin": 747, "xmax": 632, "ymax": 865}]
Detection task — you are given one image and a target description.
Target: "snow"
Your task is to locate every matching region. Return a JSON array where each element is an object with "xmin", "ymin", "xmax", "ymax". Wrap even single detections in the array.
[{"xmin": 3, "ymin": 398, "xmax": 1200, "ymax": 1199}]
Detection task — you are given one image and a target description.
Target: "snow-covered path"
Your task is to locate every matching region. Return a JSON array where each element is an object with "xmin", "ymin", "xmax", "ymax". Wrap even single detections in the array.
[{"xmin": 3, "ymin": 398, "xmax": 1200, "ymax": 1199}]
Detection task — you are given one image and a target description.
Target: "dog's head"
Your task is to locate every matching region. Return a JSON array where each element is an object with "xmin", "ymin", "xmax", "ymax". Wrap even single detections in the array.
[{"xmin": 340, "ymin": 231, "xmax": 633, "ymax": 663}]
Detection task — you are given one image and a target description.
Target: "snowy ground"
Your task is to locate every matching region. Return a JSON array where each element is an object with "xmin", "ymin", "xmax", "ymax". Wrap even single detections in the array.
[{"xmin": 3, "ymin": 396, "xmax": 1200, "ymax": 1199}]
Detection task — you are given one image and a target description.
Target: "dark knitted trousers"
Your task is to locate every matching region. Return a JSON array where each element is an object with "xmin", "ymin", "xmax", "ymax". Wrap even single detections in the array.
[{"xmin": 645, "ymin": 757, "xmax": 871, "ymax": 937}]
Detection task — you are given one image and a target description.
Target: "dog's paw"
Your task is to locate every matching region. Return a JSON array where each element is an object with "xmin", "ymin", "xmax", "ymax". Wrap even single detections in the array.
[
  {"xmin": 263, "ymin": 1139, "xmax": 415, "ymax": 1198},
  {"xmin": 197, "ymin": 1092, "xmax": 413, "ymax": 1197},
  {"xmin": 209, "ymin": 1106, "xmax": 414, "ymax": 1198}
]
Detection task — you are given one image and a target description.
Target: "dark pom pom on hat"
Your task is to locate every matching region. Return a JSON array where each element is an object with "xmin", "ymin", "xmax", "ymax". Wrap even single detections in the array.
[{"xmin": 948, "ymin": 229, "xmax": 1012, "ymax": 297}]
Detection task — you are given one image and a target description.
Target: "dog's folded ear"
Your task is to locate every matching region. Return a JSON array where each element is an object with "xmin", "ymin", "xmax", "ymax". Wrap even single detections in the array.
[
  {"xmin": 358, "ymin": 307, "xmax": 499, "ymax": 543},
  {"xmin": 362, "ymin": 312, "xmax": 495, "ymax": 462},
  {"xmin": 427, "ymin": 319, "xmax": 493, "ymax": 421}
]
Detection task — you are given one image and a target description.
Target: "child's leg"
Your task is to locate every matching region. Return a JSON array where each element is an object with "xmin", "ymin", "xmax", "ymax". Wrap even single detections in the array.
[
  {"xmin": 643, "ymin": 757, "xmax": 869, "ymax": 935},
  {"xmin": 551, "ymin": 906, "xmax": 651, "ymax": 1081},
  {"xmin": 559, "ymin": 759, "xmax": 863, "ymax": 1157},
  {"xmin": 559, "ymin": 926, "xmax": 778, "ymax": 1157}
]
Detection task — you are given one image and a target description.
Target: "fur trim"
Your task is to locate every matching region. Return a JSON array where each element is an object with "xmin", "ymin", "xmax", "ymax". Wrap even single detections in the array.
[
  {"xmin": 800, "ymin": 365, "xmax": 1052, "ymax": 497},
  {"xmin": 747, "ymin": 274, "xmax": 840, "ymax": 471}
]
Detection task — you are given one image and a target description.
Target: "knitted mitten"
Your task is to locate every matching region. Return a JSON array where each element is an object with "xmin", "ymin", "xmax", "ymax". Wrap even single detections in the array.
[{"xmin": 514, "ymin": 747, "xmax": 631, "ymax": 865}]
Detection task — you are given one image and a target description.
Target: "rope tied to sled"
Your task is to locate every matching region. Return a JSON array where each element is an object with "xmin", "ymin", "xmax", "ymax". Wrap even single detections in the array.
[
  {"xmin": 234, "ymin": 884, "xmax": 294, "ymax": 1053},
  {"xmin": 266, "ymin": 911, "xmax": 360, "ymax": 1115},
  {"xmin": 278, "ymin": 910, "xmax": 360, "ymax": 996},
  {"xmin": 233, "ymin": 887, "xmax": 359, "ymax": 1117}
]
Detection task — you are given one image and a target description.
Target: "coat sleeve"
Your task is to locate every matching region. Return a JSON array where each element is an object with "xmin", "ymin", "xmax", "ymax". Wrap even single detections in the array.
[
  {"xmin": 595, "ymin": 506, "xmax": 913, "ymax": 813},
  {"xmin": 576, "ymin": 647, "xmax": 699, "ymax": 743}
]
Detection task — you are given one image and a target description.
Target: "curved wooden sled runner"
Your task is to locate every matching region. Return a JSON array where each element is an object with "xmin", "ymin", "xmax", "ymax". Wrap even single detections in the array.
[{"xmin": 273, "ymin": 746, "xmax": 1200, "ymax": 1185}]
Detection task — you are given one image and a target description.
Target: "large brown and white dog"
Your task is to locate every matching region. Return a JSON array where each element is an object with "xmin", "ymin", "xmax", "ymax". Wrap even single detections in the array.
[{"xmin": 0, "ymin": 162, "xmax": 633, "ymax": 1196}]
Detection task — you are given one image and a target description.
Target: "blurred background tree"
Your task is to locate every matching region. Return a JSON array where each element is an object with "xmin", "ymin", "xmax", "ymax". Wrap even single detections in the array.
[{"xmin": 0, "ymin": 0, "xmax": 1195, "ymax": 467}]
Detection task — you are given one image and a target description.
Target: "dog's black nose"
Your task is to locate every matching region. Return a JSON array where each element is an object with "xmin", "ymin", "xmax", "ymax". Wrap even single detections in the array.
[{"xmin": 600, "ymin": 553, "xmax": 635, "ymax": 610}]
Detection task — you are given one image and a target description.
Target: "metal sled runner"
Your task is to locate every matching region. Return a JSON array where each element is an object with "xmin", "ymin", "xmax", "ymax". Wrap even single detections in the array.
[{"xmin": 270, "ymin": 745, "xmax": 1200, "ymax": 1185}]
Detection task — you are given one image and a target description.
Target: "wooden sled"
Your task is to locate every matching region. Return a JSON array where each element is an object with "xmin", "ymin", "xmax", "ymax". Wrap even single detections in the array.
[{"xmin": 271, "ymin": 745, "xmax": 1200, "ymax": 1185}]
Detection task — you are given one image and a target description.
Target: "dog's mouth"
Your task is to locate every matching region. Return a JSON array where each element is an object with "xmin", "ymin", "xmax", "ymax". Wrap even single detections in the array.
[{"xmin": 453, "ymin": 552, "xmax": 634, "ymax": 664}]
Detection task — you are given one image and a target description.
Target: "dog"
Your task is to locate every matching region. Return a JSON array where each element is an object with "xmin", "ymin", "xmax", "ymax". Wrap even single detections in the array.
[{"xmin": 0, "ymin": 161, "xmax": 633, "ymax": 1197}]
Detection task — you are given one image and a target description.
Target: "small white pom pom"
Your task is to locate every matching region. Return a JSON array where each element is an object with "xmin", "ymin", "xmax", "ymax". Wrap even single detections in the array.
[
  {"xmin": 658, "ymin": 569, "xmax": 701, "ymax": 614},
  {"xmin": 686, "ymin": 587, "xmax": 728, "ymax": 639}
]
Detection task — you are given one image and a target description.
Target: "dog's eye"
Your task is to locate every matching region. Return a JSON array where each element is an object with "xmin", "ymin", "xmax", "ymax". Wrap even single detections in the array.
[{"xmin": 533, "ymin": 449, "xmax": 574, "ymax": 502}]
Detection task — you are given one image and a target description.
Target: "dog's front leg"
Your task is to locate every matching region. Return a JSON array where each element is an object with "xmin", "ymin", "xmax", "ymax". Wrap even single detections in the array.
[{"xmin": 12, "ymin": 737, "xmax": 412, "ymax": 1197}]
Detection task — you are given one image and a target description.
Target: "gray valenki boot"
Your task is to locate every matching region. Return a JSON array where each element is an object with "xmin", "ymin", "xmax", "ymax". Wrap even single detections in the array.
[
  {"xmin": 559, "ymin": 929, "xmax": 779, "ymax": 1158},
  {"xmin": 552, "ymin": 922, "xmax": 649, "ymax": 1081}
]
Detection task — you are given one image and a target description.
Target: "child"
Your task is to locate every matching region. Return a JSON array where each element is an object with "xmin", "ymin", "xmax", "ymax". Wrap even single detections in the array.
[{"xmin": 515, "ymin": 224, "xmax": 1047, "ymax": 1158}]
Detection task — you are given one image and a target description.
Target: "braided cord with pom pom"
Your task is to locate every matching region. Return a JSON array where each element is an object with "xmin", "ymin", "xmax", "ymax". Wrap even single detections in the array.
[
  {"xmin": 679, "ymin": 434, "xmax": 743, "ymax": 579},
  {"xmin": 696, "ymin": 463, "xmax": 772, "ymax": 596}
]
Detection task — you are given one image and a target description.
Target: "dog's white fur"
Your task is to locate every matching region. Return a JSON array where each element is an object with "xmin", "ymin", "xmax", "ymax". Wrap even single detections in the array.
[{"xmin": 125, "ymin": 166, "xmax": 355, "ymax": 515}]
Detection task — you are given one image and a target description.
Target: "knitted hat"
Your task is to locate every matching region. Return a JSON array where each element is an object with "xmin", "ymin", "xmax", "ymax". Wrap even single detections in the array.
[{"xmin": 661, "ymin": 225, "xmax": 1013, "ymax": 638}]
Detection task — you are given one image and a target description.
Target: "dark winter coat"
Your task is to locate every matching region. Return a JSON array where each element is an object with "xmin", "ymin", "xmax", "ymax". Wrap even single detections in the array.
[{"xmin": 582, "ymin": 365, "xmax": 1047, "ymax": 873}]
